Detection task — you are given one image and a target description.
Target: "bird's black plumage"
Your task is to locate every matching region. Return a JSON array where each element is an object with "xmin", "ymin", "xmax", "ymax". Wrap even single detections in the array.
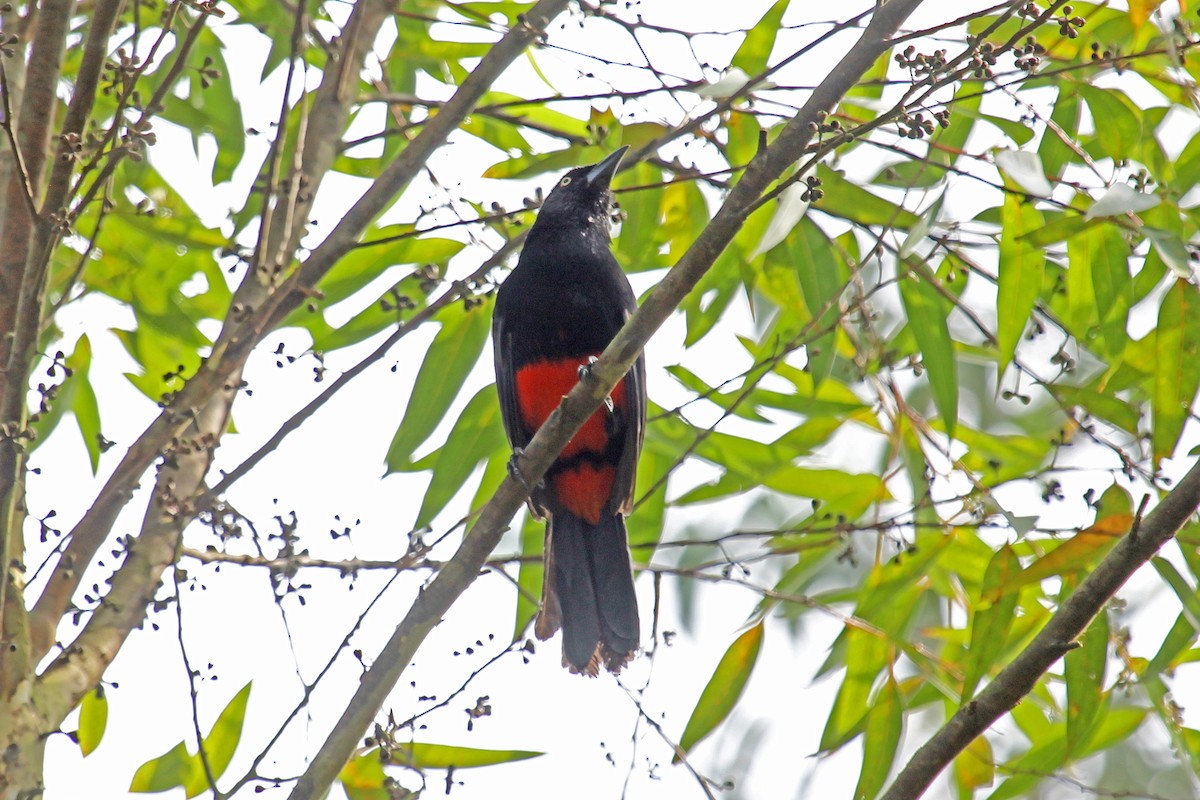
[{"xmin": 492, "ymin": 147, "xmax": 645, "ymax": 675}]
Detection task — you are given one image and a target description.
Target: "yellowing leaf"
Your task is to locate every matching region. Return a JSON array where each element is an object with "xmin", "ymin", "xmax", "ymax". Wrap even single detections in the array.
[
  {"xmin": 78, "ymin": 686, "xmax": 108, "ymax": 757},
  {"xmin": 676, "ymin": 622, "xmax": 764, "ymax": 761},
  {"xmin": 954, "ymin": 735, "xmax": 995, "ymax": 792},
  {"xmin": 339, "ymin": 752, "xmax": 389, "ymax": 800},
  {"xmin": 387, "ymin": 743, "xmax": 543, "ymax": 769}
]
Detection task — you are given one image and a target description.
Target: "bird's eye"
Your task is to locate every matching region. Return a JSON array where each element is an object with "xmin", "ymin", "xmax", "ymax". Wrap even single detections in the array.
[{"xmin": 559, "ymin": 176, "xmax": 572, "ymax": 187}]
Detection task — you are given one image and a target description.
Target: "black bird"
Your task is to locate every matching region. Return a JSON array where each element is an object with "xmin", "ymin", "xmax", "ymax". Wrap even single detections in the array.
[{"xmin": 492, "ymin": 146, "xmax": 645, "ymax": 675}]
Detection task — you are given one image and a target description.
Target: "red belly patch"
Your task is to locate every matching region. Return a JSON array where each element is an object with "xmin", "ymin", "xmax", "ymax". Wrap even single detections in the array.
[
  {"xmin": 552, "ymin": 462, "xmax": 616, "ymax": 525},
  {"xmin": 514, "ymin": 357, "xmax": 627, "ymax": 461}
]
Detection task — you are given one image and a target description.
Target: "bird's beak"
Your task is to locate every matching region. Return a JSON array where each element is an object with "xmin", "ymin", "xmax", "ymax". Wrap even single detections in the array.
[{"xmin": 585, "ymin": 146, "xmax": 630, "ymax": 187}]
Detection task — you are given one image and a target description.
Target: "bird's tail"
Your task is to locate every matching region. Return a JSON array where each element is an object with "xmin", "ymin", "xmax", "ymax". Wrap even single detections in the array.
[{"xmin": 535, "ymin": 511, "xmax": 639, "ymax": 675}]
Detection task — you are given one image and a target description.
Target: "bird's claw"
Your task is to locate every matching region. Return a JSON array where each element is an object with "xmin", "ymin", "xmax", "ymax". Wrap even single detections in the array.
[
  {"xmin": 577, "ymin": 356, "xmax": 600, "ymax": 383},
  {"xmin": 508, "ymin": 448, "xmax": 543, "ymax": 492}
]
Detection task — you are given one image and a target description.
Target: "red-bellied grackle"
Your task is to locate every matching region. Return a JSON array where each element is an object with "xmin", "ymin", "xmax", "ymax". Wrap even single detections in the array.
[{"xmin": 492, "ymin": 146, "xmax": 645, "ymax": 675}]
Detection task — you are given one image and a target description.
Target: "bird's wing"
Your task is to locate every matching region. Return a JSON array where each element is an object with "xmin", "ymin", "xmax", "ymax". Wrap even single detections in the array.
[
  {"xmin": 492, "ymin": 301, "xmax": 531, "ymax": 452},
  {"xmin": 611, "ymin": 313, "xmax": 646, "ymax": 518}
]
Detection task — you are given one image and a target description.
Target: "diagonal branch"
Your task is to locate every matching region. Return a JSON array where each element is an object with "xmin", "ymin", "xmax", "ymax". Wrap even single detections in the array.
[
  {"xmin": 285, "ymin": 2, "xmax": 927, "ymax": 796},
  {"xmin": 27, "ymin": 0, "xmax": 573, "ymax": 692},
  {"xmin": 880, "ymin": 460, "xmax": 1200, "ymax": 800},
  {"xmin": 27, "ymin": 0, "xmax": 396, "ymax": 661}
]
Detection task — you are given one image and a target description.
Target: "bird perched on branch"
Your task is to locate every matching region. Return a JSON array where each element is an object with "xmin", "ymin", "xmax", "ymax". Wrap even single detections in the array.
[{"xmin": 492, "ymin": 146, "xmax": 645, "ymax": 675}]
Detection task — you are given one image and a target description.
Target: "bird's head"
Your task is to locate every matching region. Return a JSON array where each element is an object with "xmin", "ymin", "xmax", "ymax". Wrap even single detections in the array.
[{"xmin": 532, "ymin": 146, "xmax": 629, "ymax": 237}]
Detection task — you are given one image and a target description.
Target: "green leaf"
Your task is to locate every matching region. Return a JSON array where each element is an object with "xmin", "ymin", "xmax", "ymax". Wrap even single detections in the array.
[
  {"xmin": 1074, "ymin": 706, "xmax": 1148, "ymax": 758},
  {"xmin": 385, "ymin": 301, "xmax": 492, "ymax": 471},
  {"xmin": 1038, "ymin": 89, "xmax": 1080, "ymax": 179},
  {"xmin": 1075, "ymin": 84, "xmax": 1143, "ymax": 163},
  {"xmin": 899, "ymin": 262, "xmax": 958, "ymax": 434},
  {"xmin": 954, "ymin": 735, "xmax": 995, "ymax": 795},
  {"xmin": 626, "ymin": 446, "xmax": 669, "ymax": 551},
  {"xmin": 130, "ymin": 682, "xmax": 251, "ymax": 796},
  {"xmin": 854, "ymin": 677, "xmax": 903, "ymax": 800},
  {"xmin": 731, "ymin": 0, "xmax": 788, "ymax": 75},
  {"xmin": 66, "ymin": 335, "xmax": 102, "ymax": 474},
  {"xmin": 1152, "ymin": 557, "xmax": 1200, "ymax": 632},
  {"xmin": 387, "ymin": 742, "xmax": 543, "ymax": 769},
  {"xmin": 1051, "ymin": 385, "xmax": 1139, "ymax": 435},
  {"xmin": 1145, "ymin": 226, "xmax": 1193, "ymax": 279},
  {"xmin": 962, "ymin": 545, "xmax": 1021, "ymax": 701},
  {"xmin": 987, "ymin": 727, "xmax": 1068, "ymax": 800},
  {"xmin": 514, "ymin": 511, "xmax": 543, "ymax": 639},
  {"xmin": 676, "ymin": 622, "xmax": 764, "ymax": 761},
  {"xmin": 814, "ymin": 164, "xmax": 920, "ymax": 228},
  {"xmin": 997, "ymin": 193, "xmax": 1045, "ymax": 373},
  {"xmin": 614, "ymin": 162, "xmax": 667, "ymax": 272},
  {"xmin": 412, "ymin": 385, "xmax": 508, "ymax": 529},
  {"xmin": 1066, "ymin": 223, "xmax": 1131, "ymax": 361},
  {"xmin": 184, "ymin": 681, "xmax": 251, "ymax": 797},
  {"xmin": 1153, "ymin": 280, "xmax": 1200, "ymax": 465},
  {"xmin": 339, "ymin": 751, "xmax": 390, "ymax": 800},
  {"xmin": 78, "ymin": 686, "xmax": 108, "ymax": 757},
  {"xmin": 1065, "ymin": 607, "xmax": 1108, "ymax": 755},
  {"xmin": 30, "ymin": 334, "xmax": 101, "ymax": 467},
  {"xmin": 788, "ymin": 218, "xmax": 845, "ymax": 387},
  {"xmin": 130, "ymin": 741, "xmax": 197, "ymax": 794}
]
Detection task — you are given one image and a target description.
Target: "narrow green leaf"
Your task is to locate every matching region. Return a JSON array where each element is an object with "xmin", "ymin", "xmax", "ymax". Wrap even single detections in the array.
[
  {"xmin": 854, "ymin": 677, "xmax": 903, "ymax": 800},
  {"xmin": 385, "ymin": 301, "xmax": 491, "ymax": 470},
  {"xmin": 1076, "ymin": 84, "xmax": 1143, "ymax": 163},
  {"xmin": 1147, "ymin": 612, "xmax": 1197, "ymax": 676},
  {"xmin": 676, "ymin": 622, "xmax": 764, "ymax": 761},
  {"xmin": 1051, "ymin": 385, "xmax": 1139, "ymax": 434},
  {"xmin": 987, "ymin": 728, "xmax": 1068, "ymax": 800},
  {"xmin": 1152, "ymin": 558, "xmax": 1200, "ymax": 631},
  {"xmin": 626, "ymin": 446, "xmax": 668, "ymax": 550},
  {"xmin": 899, "ymin": 262, "xmax": 958, "ymax": 434},
  {"xmin": 961, "ymin": 545, "xmax": 1021, "ymax": 701},
  {"xmin": 66, "ymin": 335, "xmax": 102, "ymax": 474},
  {"xmin": 1153, "ymin": 280, "xmax": 1200, "ymax": 465},
  {"xmin": 78, "ymin": 686, "xmax": 108, "ymax": 757},
  {"xmin": 788, "ymin": 218, "xmax": 845, "ymax": 386},
  {"xmin": 1065, "ymin": 608, "xmax": 1108, "ymax": 755},
  {"xmin": 339, "ymin": 751, "xmax": 389, "ymax": 800},
  {"xmin": 130, "ymin": 741, "xmax": 197, "ymax": 793},
  {"xmin": 997, "ymin": 193, "xmax": 1045, "ymax": 373},
  {"xmin": 412, "ymin": 385, "xmax": 508, "ymax": 529},
  {"xmin": 815, "ymin": 164, "xmax": 920, "ymax": 228},
  {"xmin": 1074, "ymin": 706, "xmax": 1147, "ymax": 758},
  {"xmin": 1038, "ymin": 89, "xmax": 1079, "ymax": 179},
  {"xmin": 514, "ymin": 511, "xmax": 543, "ymax": 640},
  {"xmin": 614, "ymin": 162, "xmax": 667, "ymax": 271},
  {"xmin": 388, "ymin": 742, "xmax": 543, "ymax": 769},
  {"xmin": 731, "ymin": 0, "xmax": 789, "ymax": 75},
  {"xmin": 184, "ymin": 681, "xmax": 252, "ymax": 797},
  {"xmin": 1065, "ymin": 225, "xmax": 1128, "ymax": 352}
]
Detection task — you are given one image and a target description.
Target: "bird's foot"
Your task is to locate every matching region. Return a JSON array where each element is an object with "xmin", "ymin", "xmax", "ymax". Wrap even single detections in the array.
[
  {"xmin": 507, "ymin": 448, "xmax": 541, "ymax": 492},
  {"xmin": 577, "ymin": 356, "xmax": 600, "ymax": 383}
]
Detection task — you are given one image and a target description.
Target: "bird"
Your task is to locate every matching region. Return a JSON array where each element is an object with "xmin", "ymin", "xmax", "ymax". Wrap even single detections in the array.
[{"xmin": 492, "ymin": 146, "xmax": 645, "ymax": 675}]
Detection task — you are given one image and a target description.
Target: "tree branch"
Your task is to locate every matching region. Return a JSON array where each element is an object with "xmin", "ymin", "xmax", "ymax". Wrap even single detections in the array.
[
  {"xmin": 26, "ymin": 0, "xmax": 398, "ymax": 662},
  {"xmin": 265, "ymin": 0, "xmax": 572, "ymax": 330},
  {"xmin": 880, "ymin": 461, "xmax": 1200, "ymax": 800},
  {"xmin": 285, "ymin": 1, "xmax": 926, "ymax": 795}
]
